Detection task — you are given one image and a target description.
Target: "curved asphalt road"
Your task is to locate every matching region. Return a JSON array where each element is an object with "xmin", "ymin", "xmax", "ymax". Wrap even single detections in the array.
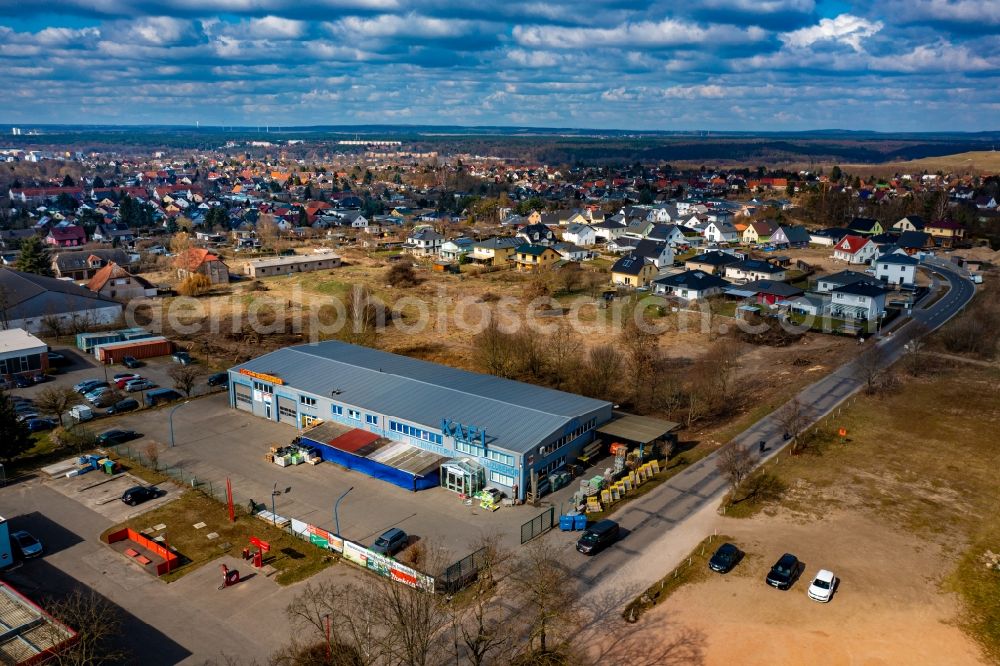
[{"xmin": 567, "ymin": 258, "xmax": 976, "ymax": 595}]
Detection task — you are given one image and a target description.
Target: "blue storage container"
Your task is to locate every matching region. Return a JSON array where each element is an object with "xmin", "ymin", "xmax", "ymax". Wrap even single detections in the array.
[
  {"xmin": 559, "ymin": 515, "xmax": 575, "ymax": 531},
  {"xmin": 574, "ymin": 514, "xmax": 588, "ymax": 530}
]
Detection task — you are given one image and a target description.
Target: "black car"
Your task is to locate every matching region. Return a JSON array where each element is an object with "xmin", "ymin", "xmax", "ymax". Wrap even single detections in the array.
[
  {"xmin": 172, "ymin": 351, "xmax": 192, "ymax": 365},
  {"xmin": 576, "ymin": 519, "xmax": 620, "ymax": 555},
  {"xmin": 76, "ymin": 380, "xmax": 109, "ymax": 394},
  {"xmin": 207, "ymin": 372, "xmax": 228, "ymax": 387},
  {"xmin": 46, "ymin": 351, "xmax": 67, "ymax": 364},
  {"xmin": 26, "ymin": 418, "xmax": 59, "ymax": 433},
  {"xmin": 105, "ymin": 398, "xmax": 139, "ymax": 415},
  {"xmin": 96, "ymin": 429, "xmax": 141, "ymax": 445},
  {"xmin": 122, "ymin": 356, "xmax": 143, "ymax": 369},
  {"xmin": 13, "ymin": 375, "xmax": 32, "ymax": 388},
  {"xmin": 766, "ymin": 553, "xmax": 800, "ymax": 590},
  {"xmin": 121, "ymin": 486, "xmax": 158, "ymax": 506},
  {"xmin": 708, "ymin": 542, "xmax": 742, "ymax": 573}
]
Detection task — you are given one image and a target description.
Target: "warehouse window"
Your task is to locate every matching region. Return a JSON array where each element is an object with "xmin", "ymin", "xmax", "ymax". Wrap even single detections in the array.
[
  {"xmin": 348, "ymin": 409, "xmax": 361, "ymax": 420},
  {"xmin": 489, "ymin": 471, "xmax": 515, "ymax": 487},
  {"xmin": 331, "ymin": 404, "xmax": 343, "ymax": 416},
  {"xmin": 487, "ymin": 449, "xmax": 514, "ymax": 466},
  {"xmin": 389, "ymin": 420, "xmax": 443, "ymax": 445},
  {"xmin": 365, "ymin": 414, "xmax": 378, "ymax": 425},
  {"xmin": 300, "ymin": 396, "xmax": 317, "ymax": 407},
  {"xmin": 455, "ymin": 441, "xmax": 484, "ymax": 457}
]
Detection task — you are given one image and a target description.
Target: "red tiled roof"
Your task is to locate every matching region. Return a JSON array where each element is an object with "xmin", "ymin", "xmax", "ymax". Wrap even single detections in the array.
[
  {"xmin": 173, "ymin": 247, "xmax": 224, "ymax": 271},
  {"xmin": 835, "ymin": 235, "xmax": 870, "ymax": 253}
]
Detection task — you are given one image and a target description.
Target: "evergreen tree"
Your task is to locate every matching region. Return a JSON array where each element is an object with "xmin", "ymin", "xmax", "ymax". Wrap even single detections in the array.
[
  {"xmin": 0, "ymin": 392, "xmax": 33, "ymax": 463},
  {"xmin": 93, "ymin": 175, "xmax": 105, "ymax": 188},
  {"xmin": 62, "ymin": 174, "xmax": 75, "ymax": 187},
  {"xmin": 15, "ymin": 236, "xmax": 53, "ymax": 276}
]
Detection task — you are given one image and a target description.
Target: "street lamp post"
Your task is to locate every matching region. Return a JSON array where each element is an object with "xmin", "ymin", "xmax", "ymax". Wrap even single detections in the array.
[
  {"xmin": 334, "ymin": 486, "xmax": 353, "ymax": 537},
  {"xmin": 168, "ymin": 400, "xmax": 191, "ymax": 448},
  {"xmin": 271, "ymin": 482, "xmax": 280, "ymax": 526}
]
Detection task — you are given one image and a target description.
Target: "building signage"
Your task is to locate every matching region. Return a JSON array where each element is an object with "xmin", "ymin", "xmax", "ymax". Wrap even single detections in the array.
[
  {"xmin": 239, "ymin": 368, "xmax": 284, "ymax": 385},
  {"xmin": 441, "ymin": 419, "xmax": 487, "ymax": 447}
]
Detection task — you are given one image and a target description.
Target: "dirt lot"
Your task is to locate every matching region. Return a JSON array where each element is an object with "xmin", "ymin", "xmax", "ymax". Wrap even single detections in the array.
[
  {"xmin": 45, "ymin": 467, "xmax": 177, "ymax": 523},
  {"xmin": 635, "ymin": 511, "xmax": 986, "ymax": 666}
]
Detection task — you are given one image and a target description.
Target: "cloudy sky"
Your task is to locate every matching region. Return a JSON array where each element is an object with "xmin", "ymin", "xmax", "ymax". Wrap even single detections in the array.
[{"xmin": 0, "ymin": 0, "xmax": 997, "ymax": 131}]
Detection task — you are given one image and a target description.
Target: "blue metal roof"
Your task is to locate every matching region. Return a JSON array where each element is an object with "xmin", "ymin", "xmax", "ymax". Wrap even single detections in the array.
[{"xmin": 231, "ymin": 341, "xmax": 611, "ymax": 455}]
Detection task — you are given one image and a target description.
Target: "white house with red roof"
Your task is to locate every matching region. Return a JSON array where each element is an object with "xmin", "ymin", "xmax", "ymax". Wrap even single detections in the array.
[{"xmin": 833, "ymin": 235, "xmax": 878, "ymax": 264}]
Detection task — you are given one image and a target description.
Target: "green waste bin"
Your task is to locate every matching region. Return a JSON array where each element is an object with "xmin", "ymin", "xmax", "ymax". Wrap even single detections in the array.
[{"xmin": 103, "ymin": 460, "xmax": 116, "ymax": 474}]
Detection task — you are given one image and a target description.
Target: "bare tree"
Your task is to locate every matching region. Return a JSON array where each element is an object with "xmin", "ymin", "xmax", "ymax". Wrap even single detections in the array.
[
  {"xmin": 41, "ymin": 589, "xmax": 128, "ymax": 665},
  {"xmin": 510, "ymin": 540, "xmax": 581, "ymax": 659},
  {"xmin": 450, "ymin": 534, "xmax": 516, "ymax": 666},
  {"xmin": 513, "ymin": 330, "xmax": 546, "ymax": 380},
  {"xmin": 854, "ymin": 343, "xmax": 887, "ymax": 395},
  {"xmin": 580, "ymin": 344, "xmax": 622, "ymax": 400},
  {"xmin": 168, "ymin": 364, "xmax": 202, "ymax": 397},
  {"xmin": 716, "ymin": 442, "xmax": 755, "ymax": 492},
  {"xmin": 901, "ymin": 320, "xmax": 931, "ymax": 376},
  {"xmin": 474, "ymin": 319, "xmax": 516, "ymax": 378},
  {"xmin": 370, "ymin": 573, "xmax": 450, "ymax": 666},
  {"xmin": 34, "ymin": 385, "xmax": 79, "ymax": 427},
  {"xmin": 282, "ymin": 581, "xmax": 381, "ymax": 666},
  {"xmin": 343, "ymin": 285, "xmax": 380, "ymax": 347},
  {"xmin": 621, "ymin": 316, "xmax": 660, "ymax": 413},
  {"xmin": 547, "ymin": 320, "xmax": 580, "ymax": 390},
  {"xmin": 775, "ymin": 397, "xmax": 811, "ymax": 452}
]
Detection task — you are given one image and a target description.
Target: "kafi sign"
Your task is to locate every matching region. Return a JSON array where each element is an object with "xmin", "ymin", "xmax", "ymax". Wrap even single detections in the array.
[
  {"xmin": 239, "ymin": 369, "xmax": 284, "ymax": 385},
  {"xmin": 441, "ymin": 418, "xmax": 487, "ymax": 447}
]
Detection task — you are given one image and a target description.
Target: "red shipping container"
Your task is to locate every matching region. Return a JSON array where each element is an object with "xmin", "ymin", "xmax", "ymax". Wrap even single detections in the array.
[{"xmin": 96, "ymin": 338, "xmax": 174, "ymax": 363}]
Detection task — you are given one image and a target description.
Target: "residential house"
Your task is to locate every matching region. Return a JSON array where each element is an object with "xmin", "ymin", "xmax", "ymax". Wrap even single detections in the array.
[
  {"xmin": 874, "ymin": 253, "xmax": 918, "ymax": 287},
  {"xmin": 553, "ymin": 242, "xmax": 588, "ymax": 262},
  {"xmin": 646, "ymin": 224, "xmax": 687, "ymax": 247},
  {"xmin": 893, "ymin": 215, "xmax": 926, "ymax": 232},
  {"xmin": 469, "ymin": 237, "xmax": 520, "ymax": 266},
  {"xmin": 742, "ymin": 279, "xmax": 804, "ymax": 307},
  {"xmin": 85, "ymin": 261, "xmax": 156, "ymax": 301},
  {"xmin": 833, "ymin": 235, "xmax": 879, "ymax": 264},
  {"xmin": 624, "ymin": 218, "xmax": 654, "ymax": 238},
  {"xmin": 703, "ymin": 220, "xmax": 740, "ymax": 244},
  {"xmin": 925, "ymin": 219, "xmax": 966, "ymax": 248},
  {"xmin": 830, "ymin": 281, "xmax": 888, "ymax": 320},
  {"xmin": 516, "ymin": 223, "xmax": 556, "ymax": 246},
  {"xmin": 611, "ymin": 253, "xmax": 657, "ymax": 288},
  {"xmin": 440, "ymin": 238, "xmax": 475, "ymax": 262},
  {"xmin": 562, "ymin": 223, "xmax": 596, "ymax": 246},
  {"xmin": 771, "ymin": 225, "xmax": 811, "ymax": 248},
  {"xmin": 633, "ymin": 239, "xmax": 675, "ymax": 269},
  {"xmin": 725, "ymin": 259, "xmax": 787, "ymax": 283},
  {"xmin": 742, "ymin": 220, "xmax": 778, "ymax": 245},
  {"xmin": 92, "ymin": 222, "xmax": 135, "ymax": 245},
  {"xmin": 404, "ymin": 228, "xmax": 444, "ymax": 256},
  {"xmin": 45, "ymin": 224, "xmax": 86, "ymax": 248},
  {"xmin": 809, "ymin": 227, "xmax": 851, "ymax": 247},
  {"xmin": 815, "ymin": 270, "xmax": 879, "ymax": 294},
  {"xmin": 515, "ymin": 244, "xmax": 561, "ymax": 272},
  {"xmin": 607, "ymin": 236, "xmax": 640, "ymax": 253},
  {"xmin": 652, "ymin": 270, "xmax": 729, "ymax": 302},
  {"xmin": 847, "ymin": 217, "xmax": 883, "ymax": 236},
  {"xmin": 0, "ymin": 228, "xmax": 38, "ymax": 250},
  {"xmin": 52, "ymin": 249, "xmax": 132, "ymax": 280},
  {"xmin": 974, "ymin": 195, "xmax": 998, "ymax": 210},
  {"xmin": 686, "ymin": 250, "xmax": 741, "ymax": 275},
  {"xmin": 174, "ymin": 248, "xmax": 230, "ymax": 285},
  {"xmin": 591, "ymin": 219, "xmax": 627, "ymax": 242},
  {"xmin": 0, "ymin": 267, "xmax": 123, "ymax": 334},
  {"xmin": 895, "ymin": 230, "xmax": 933, "ymax": 255}
]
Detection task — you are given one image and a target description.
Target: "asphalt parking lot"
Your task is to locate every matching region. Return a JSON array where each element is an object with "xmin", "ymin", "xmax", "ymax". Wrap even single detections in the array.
[
  {"xmin": 101, "ymin": 392, "xmax": 547, "ymax": 555},
  {"xmin": 44, "ymin": 466, "xmax": 177, "ymax": 523},
  {"xmin": 8, "ymin": 345, "xmax": 223, "ymax": 425}
]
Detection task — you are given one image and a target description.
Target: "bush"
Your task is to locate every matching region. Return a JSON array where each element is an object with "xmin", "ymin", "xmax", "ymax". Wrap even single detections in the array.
[
  {"xmin": 178, "ymin": 273, "xmax": 212, "ymax": 297},
  {"xmin": 385, "ymin": 263, "xmax": 420, "ymax": 287}
]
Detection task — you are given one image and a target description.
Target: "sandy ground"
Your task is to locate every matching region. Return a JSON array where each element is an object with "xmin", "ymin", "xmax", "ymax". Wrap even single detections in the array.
[{"xmin": 633, "ymin": 511, "xmax": 987, "ymax": 666}]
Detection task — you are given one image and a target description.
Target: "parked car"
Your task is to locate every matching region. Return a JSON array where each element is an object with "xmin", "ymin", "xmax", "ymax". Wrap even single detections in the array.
[
  {"xmin": 122, "ymin": 356, "xmax": 143, "ymax": 369},
  {"xmin": 10, "ymin": 530, "xmax": 43, "ymax": 559},
  {"xmin": 766, "ymin": 553, "xmax": 800, "ymax": 590},
  {"xmin": 172, "ymin": 351, "xmax": 192, "ymax": 365},
  {"xmin": 13, "ymin": 375, "xmax": 32, "ymax": 389},
  {"xmin": 96, "ymin": 429, "xmax": 140, "ymax": 445},
  {"xmin": 31, "ymin": 373, "xmax": 49, "ymax": 384},
  {"xmin": 26, "ymin": 418, "xmax": 58, "ymax": 432},
  {"xmin": 125, "ymin": 379, "xmax": 155, "ymax": 392},
  {"xmin": 807, "ymin": 569, "xmax": 838, "ymax": 603},
  {"xmin": 708, "ymin": 542, "xmax": 742, "ymax": 574},
  {"xmin": 370, "ymin": 528, "xmax": 408, "ymax": 556},
  {"xmin": 114, "ymin": 374, "xmax": 142, "ymax": 389},
  {"xmin": 576, "ymin": 519, "xmax": 620, "ymax": 555},
  {"xmin": 16, "ymin": 412, "xmax": 38, "ymax": 422},
  {"xmin": 74, "ymin": 379, "xmax": 104, "ymax": 393},
  {"xmin": 121, "ymin": 486, "xmax": 158, "ymax": 506},
  {"xmin": 144, "ymin": 388, "xmax": 182, "ymax": 407},
  {"xmin": 46, "ymin": 351, "xmax": 66, "ymax": 364},
  {"xmin": 69, "ymin": 405, "xmax": 94, "ymax": 422},
  {"xmin": 207, "ymin": 372, "xmax": 228, "ymax": 387},
  {"xmin": 105, "ymin": 398, "xmax": 139, "ymax": 415},
  {"xmin": 85, "ymin": 388, "xmax": 113, "ymax": 404},
  {"xmin": 14, "ymin": 403, "xmax": 37, "ymax": 414}
]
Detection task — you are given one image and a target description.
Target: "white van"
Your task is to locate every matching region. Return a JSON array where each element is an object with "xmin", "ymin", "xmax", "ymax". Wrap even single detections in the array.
[{"xmin": 69, "ymin": 405, "xmax": 94, "ymax": 422}]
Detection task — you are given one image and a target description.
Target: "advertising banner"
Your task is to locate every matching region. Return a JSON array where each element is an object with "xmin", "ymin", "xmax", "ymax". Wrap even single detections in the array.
[{"xmin": 341, "ymin": 541, "xmax": 435, "ymax": 592}]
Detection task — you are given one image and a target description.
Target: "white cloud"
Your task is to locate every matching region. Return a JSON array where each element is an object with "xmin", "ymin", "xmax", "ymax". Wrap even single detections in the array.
[
  {"xmin": 116, "ymin": 16, "xmax": 197, "ymax": 45},
  {"xmin": 780, "ymin": 14, "xmax": 882, "ymax": 52},
  {"xmin": 869, "ymin": 41, "xmax": 996, "ymax": 73},
  {"xmin": 326, "ymin": 14, "xmax": 477, "ymax": 40},
  {"xmin": 248, "ymin": 15, "xmax": 304, "ymax": 39},
  {"xmin": 34, "ymin": 26, "xmax": 101, "ymax": 46},
  {"xmin": 888, "ymin": 0, "xmax": 1000, "ymax": 26},
  {"xmin": 700, "ymin": 0, "xmax": 814, "ymax": 13},
  {"xmin": 505, "ymin": 48, "xmax": 560, "ymax": 67},
  {"xmin": 513, "ymin": 18, "xmax": 767, "ymax": 50},
  {"xmin": 661, "ymin": 84, "xmax": 727, "ymax": 99}
]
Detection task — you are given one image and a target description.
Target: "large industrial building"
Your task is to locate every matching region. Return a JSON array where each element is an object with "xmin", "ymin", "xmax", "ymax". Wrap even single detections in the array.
[{"xmin": 228, "ymin": 341, "xmax": 613, "ymax": 500}]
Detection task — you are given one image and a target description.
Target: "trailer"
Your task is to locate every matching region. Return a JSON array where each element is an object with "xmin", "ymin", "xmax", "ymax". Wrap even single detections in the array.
[
  {"xmin": 94, "ymin": 337, "xmax": 174, "ymax": 364},
  {"xmin": 76, "ymin": 327, "xmax": 152, "ymax": 353}
]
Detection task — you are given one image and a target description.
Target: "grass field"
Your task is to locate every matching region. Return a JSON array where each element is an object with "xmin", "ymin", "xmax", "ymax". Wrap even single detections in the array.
[
  {"xmin": 102, "ymin": 491, "xmax": 337, "ymax": 585},
  {"xmin": 721, "ymin": 360, "xmax": 1000, "ymax": 660},
  {"xmin": 840, "ymin": 151, "xmax": 1000, "ymax": 176}
]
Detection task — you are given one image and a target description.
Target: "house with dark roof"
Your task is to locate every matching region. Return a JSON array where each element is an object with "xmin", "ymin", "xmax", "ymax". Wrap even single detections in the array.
[
  {"xmin": 516, "ymin": 223, "xmax": 556, "ymax": 246},
  {"xmin": 85, "ymin": 261, "xmax": 156, "ymax": 301},
  {"xmin": 874, "ymin": 253, "xmax": 918, "ymax": 287},
  {"xmin": 830, "ymin": 281, "xmax": 888, "ymax": 320},
  {"xmin": 591, "ymin": 218, "xmax": 627, "ymax": 242},
  {"xmin": 173, "ymin": 248, "xmax": 230, "ymax": 284},
  {"xmin": 515, "ymin": 244, "xmax": 561, "ymax": 272},
  {"xmin": 895, "ymin": 230, "xmax": 933, "ymax": 254},
  {"xmin": 0, "ymin": 228, "xmax": 39, "ymax": 250},
  {"xmin": 470, "ymin": 237, "xmax": 520, "ymax": 266},
  {"xmin": 611, "ymin": 253, "xmax": 657, "ymax": 287},
  {"xmin": 724, "ymin": 259, "xmax": 787, "ymax": 283},
  {"xmin": 0, "ymin": 268, "xmax": 123, "ymax": 334},
  {"xmin": 741, "ymin": 279, "xmax": 804, "ymax": 306},
  {"xmin": 652, "ymin": 270, "xmax": 729, "ymax": 301},
  {"xmin": 742, "ymin": 220, "xmax": 778, "ymax": 245},
  {"xmin": 925, "ymin": 219, "xmax": 966, "ymax": 248},
  {"xmin": 847, "ymin": 217, "xmax": 883, "ymax": 236},
  {"xmin": 685, "ymin": 250, "xmax": 742, "ymax": 275},
  {"xmin": 633, "ymin": 239, "xmax": 674, "ymax": 268},
  {"xmin": 403, "ymin": 227, "xmax": 443, "ymax": 256},
  {"xmin": 92, "ymin": 222, "xmax": 135, "ymax": 244},
  {"xmin": 771, "ymin": 225, "xmax": 811, "ymax": 248},
  {"xmin": 892, "ymin": 215, "xmax": 926, "ymax": 232},
  {"xmin": 51, "ymin": 248, "xmax": 132, "ymax": 280},
  {"xmin": 815, "ymin": 270, "xmax": 880, "ymax": 294},
  {"xmin": 45, "ymin": 224, "xmax": 86, "ymax": 248}
]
